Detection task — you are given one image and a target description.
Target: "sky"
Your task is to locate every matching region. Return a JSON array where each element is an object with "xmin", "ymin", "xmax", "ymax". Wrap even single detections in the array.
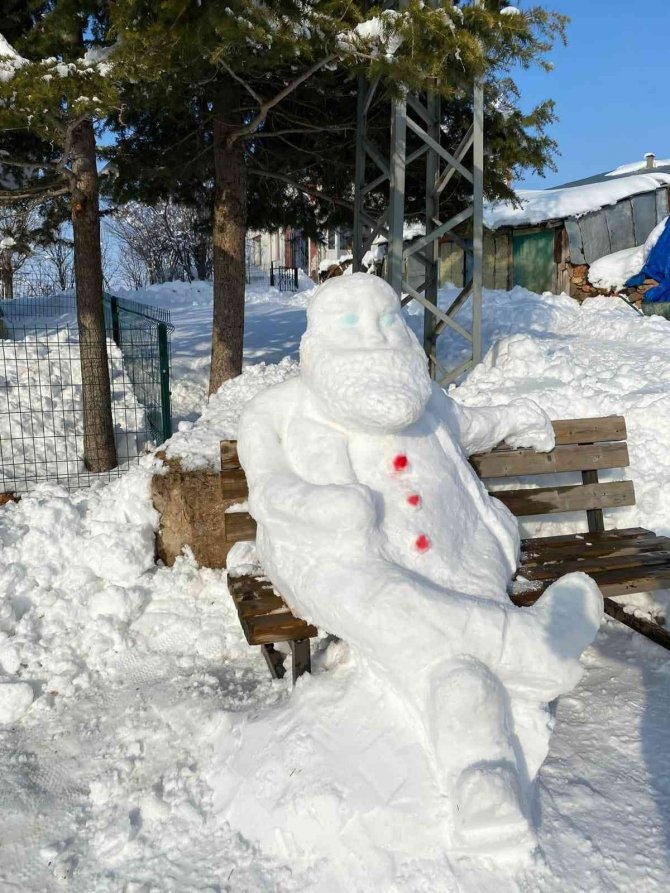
[{"xmin": 513, "ymin": 0, "xmax": 670, "ymax": 189}]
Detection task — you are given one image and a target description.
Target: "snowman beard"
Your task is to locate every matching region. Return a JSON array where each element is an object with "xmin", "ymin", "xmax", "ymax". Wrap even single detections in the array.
[{"xmin": 301, "ymin": 340, "xmax": 432, "ymax": 433}]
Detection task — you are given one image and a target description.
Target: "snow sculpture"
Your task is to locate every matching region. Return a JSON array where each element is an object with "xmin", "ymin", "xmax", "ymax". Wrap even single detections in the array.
[{"xmin": 236, "ymin": 273, "xmax": 602, "ymax": 858}]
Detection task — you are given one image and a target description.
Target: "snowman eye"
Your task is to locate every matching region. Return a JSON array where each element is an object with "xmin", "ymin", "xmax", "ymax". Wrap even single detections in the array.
[
  {"xmin": 380, "ymin": 312, "xmax": 398, "ymax": 327},
  {"xmin": 338, "ymin": 313, "xmax": 359, "ymax": 327}
]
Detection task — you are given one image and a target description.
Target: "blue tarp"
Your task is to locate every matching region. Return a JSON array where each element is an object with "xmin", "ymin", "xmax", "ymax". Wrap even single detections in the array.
[{"xmin": 626, "ymin": 217, "xmax": 670, "ymax": 302}]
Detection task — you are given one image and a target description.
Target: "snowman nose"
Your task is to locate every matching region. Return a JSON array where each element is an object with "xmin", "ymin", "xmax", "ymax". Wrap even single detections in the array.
[{"xmin": 364, "ymin": 323, "xmax": 386, "ymax": 346}]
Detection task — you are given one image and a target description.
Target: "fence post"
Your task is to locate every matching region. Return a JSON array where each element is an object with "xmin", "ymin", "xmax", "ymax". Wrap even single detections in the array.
[
  {"xmin": 294, "ymin": 267, "xmax": 299, "ymax": 290},
  {"xmin": 270, "ymin": 261, "xmax": 275, "ymax": 287},
  {"xmin": 110, "ymin": 295, "xmax": 121, "ymax": 348},
  {"xmin": 157, "ymin": 322, "xmax": 172, "ymax": 443}
]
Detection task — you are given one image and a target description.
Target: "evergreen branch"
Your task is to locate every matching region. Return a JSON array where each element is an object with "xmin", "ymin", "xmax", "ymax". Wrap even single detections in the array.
[
  {"xmin": 250, "ymin": 168, "xmax": 353, "ymax": 212},
  {"xmin": 227, "ymin": 54, "xmax": 337, "ymax": 147}
]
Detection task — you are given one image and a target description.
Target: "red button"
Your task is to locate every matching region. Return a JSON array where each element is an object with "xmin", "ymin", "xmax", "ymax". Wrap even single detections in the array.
[
  {"xmin": 393, "ymin": 454, "xmax": 409, "ymax": 472},
  {"xmin": 415, "ymin": 534, "xmax": 431, "ymax": 552},
  {"xmin": 407, "ymin": 494, "xmax": 421, "ymax": 507}
]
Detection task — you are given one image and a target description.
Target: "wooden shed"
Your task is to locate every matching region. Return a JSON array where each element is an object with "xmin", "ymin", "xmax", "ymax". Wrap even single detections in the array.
[{"xmin": 437, "ymin": 156, "xmax": 670, "ymax": 299}]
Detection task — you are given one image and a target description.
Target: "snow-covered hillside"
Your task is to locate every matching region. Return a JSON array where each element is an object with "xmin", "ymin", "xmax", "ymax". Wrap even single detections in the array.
[{"xmin": 2, "ymin": 278, "xmax": 670, "ymax": 891}]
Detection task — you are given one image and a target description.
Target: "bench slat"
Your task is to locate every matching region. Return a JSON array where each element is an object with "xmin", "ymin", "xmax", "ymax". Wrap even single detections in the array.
[
  {"xmin": 244, "ymin": 612, "xmax": 319, "ymax": 646},
  {"xmin": 227, "ymin": 574, "xmax": 271, "ymax": 597},
  {"xmin": 521, "ymin": 534, "xmax": 670, "ymax": 565},
  {"xmin": 512, "ymin": 561, "xmax": 670, "ymax": 605},
  {"xmin": 220, "ymin": 468, "xmax": 249, "ymax": 499},
  {"xmin": 520, "ymin": 548, "xmax": 670, "ymax": 580},
  {"xmin": 225, "ymin": 511, "xmax": 257, "ymax": 542},
  {"xmin": 238, "ymin": 591, "xmax": 289, "ymax": 619},
  {"xmin": 551, "ymin": 416, "xmax": 627, "ymax": 445},
  {"xmin": 221, "ymin": 440, "xmax": 242, "ymax": 471},
  {"xmin": 491, "ymin": 480, "xmax": 635, "ymax": 517},
  {"xmin": 471, "ymin": 441, "xmax": 629, "ymax": 479},
  {"xmin": 520, "ymin": 527, "xmax": 649, "ymax": 549}
]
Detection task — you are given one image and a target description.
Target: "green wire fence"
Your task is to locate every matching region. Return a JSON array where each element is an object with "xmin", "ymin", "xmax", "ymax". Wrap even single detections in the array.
[{"xmin": 0, "ymin": 291, "xmax": 173, "ymax": 493}]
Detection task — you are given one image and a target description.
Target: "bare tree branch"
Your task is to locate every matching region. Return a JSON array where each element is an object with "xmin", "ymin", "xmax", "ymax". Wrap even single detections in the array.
[
  {"xmin": 218, "ymin": 60, "xmax": 263, "ymax": 105},
  {"xmin": 0, "ymin": 184, "xmax": 70, "ymax": 202},
  {"xmin": 250, "ymin": 123, "xmax": 355, "ymax": 139}
]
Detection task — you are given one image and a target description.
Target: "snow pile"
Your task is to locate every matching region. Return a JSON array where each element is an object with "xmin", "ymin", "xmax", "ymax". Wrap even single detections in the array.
[
  {"xmin": 0, "ymin": 325, "xmax": 149, "ymax": 491},
  {"xmin": 485, "ymin": 173, "xmax": 670, "ymax": 229},
  {"xmin": 588, "ymin": 215, "xmax": 668, "ymax": 289},
  {"xmin": 235, "ymin": 275, "xmax": 602, "ymax": 860}
]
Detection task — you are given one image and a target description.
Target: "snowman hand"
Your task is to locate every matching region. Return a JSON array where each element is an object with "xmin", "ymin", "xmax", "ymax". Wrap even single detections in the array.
[
  {"xmin": 252, "ymin": 474, "xmax": 376, "ymax": 536},
  {"xmin": 505, "ymin": 399, "xmax": 555, "ymax": 453},
  {"xmin": 307, "ymin": 483, "xmax": 377, "ymax": 533}
]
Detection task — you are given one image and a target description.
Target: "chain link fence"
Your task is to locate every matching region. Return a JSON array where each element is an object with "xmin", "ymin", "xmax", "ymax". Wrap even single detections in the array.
[{"xmin": 0, "ymin": 292, "xmax": 172, "ymax": 493}]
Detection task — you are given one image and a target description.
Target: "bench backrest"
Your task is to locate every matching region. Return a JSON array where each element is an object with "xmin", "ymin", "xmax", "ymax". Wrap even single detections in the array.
[{"xmin": 221, "ymin": 415, "xmax": 634, "ymax": 545}]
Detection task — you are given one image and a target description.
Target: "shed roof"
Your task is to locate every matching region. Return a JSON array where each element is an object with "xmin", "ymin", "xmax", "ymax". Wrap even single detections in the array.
[{"xmin": 484, "ymin": 172, "xmax": 670, "ymax": 231}]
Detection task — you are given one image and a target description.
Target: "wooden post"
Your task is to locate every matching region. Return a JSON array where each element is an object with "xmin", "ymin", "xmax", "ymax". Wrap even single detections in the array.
[
  {"xmin": 582, "ymin": 468, "xmax": 605, "ymax": 533},
  {"xmin": 290, "ymin": 639, "xmax": 311, "ymax": 682}
]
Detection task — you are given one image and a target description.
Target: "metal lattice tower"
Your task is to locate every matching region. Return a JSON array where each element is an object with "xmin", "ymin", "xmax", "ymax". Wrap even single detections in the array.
[{"xmin": 353, "ymin": 0, "xmax": 484, "ymax": 385}]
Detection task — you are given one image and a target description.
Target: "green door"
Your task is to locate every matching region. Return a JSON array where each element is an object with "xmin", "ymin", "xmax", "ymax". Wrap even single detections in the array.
[{"xmin": 512, "ymin": 230, "xmax": 555, "ymax": 294}]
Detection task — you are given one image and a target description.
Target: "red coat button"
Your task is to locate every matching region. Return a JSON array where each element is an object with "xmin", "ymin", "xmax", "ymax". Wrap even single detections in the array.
[
  {"xmin": 407, "ymin": 494, "xmax": 421, "ymax": 507},
  {"xmin": 393, "ymin": 454, "xmax": 409, "ymax": 472},
  {"xmin": 415, "ymin": 534, "xmax": 431, "ymax": 552}
]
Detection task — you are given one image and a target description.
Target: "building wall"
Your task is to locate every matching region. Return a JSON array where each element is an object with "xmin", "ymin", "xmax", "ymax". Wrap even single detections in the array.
[
  {"xmin": 565, "ymin": 187, "xmax": 668, "ymax": 266},
  {"xmin": 438, "ymin": 232, "xmax": 511, "ymax": 290}
]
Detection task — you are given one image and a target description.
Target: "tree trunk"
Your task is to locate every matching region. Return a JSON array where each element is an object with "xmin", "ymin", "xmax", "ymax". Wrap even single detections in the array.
[
  {"xmin": 209, "ymin": 88, "xmax": 247, "ymax": 394},
  {"xmin": 0, "ymin": 256, "xmax": 13, "ymax": 300},
  {"xmin": 193, "ymin": 238, "xmax": 210, "ymax": 281},
  {"xmin": 71, "ymin": 118, "xmax": 118, "ymax": 473}
]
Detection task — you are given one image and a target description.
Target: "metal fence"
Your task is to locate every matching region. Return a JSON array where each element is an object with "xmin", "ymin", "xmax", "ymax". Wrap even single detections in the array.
[
  {"xmin": 270, "ymin": 263, "xmax": 299, "ymax": 292},
  {"xmin": 0, "ymin": 292, "xmax": 173, "ymax": 493}
]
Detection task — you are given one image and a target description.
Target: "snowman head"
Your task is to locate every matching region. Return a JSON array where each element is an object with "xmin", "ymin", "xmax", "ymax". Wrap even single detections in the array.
[{"xmin": 300, "ymin": 273, "xmax": 432, "ymax": 433}]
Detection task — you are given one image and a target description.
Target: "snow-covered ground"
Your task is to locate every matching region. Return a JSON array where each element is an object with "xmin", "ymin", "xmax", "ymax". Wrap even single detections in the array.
[{"xmin": 2, "ymin": 274, "xmax": 670, "ymax": 891}]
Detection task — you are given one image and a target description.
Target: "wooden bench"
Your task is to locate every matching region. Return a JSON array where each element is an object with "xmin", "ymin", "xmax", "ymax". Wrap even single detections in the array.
[{"xmin": 222, "ymin": 416, "xmax": 670, "ymax": 682}]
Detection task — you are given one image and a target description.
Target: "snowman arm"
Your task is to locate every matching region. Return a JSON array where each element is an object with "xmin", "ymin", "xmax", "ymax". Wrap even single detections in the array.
[
  {"xmin": 237, "ymin": 389, "xmax": 376, "ymax": 534},
  {"xmin": 432, "ymin": 387, "xmax": 555, "ymax": 455}
]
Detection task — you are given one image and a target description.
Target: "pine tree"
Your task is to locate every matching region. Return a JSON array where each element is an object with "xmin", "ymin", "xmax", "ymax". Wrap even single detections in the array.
[
  {"xmin": 0, "ymin": 1, "xmax": 119, "ymax": 471},
  {"xmin": 106, "ymin": 1, "xmax": 567, "ymax": 393}
]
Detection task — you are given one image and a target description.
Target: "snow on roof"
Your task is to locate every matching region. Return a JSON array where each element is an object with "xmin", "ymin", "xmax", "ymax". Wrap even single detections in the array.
[
  {"xmin": 606, "ymin": 158, "xmax": 670, "ymax": 177},
  {"xmin": 485, "ymin": 172, "xmax": 670, "ymax": 230}
]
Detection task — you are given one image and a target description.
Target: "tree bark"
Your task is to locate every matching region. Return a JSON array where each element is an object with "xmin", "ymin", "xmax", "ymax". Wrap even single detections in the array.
[
  {"xmin": 209, "ymin": 87, "xmax": 247, "ymax": 394},
  {"xmin": 71, "ymin": 118, "xmax": 118, "ymax": 472}
]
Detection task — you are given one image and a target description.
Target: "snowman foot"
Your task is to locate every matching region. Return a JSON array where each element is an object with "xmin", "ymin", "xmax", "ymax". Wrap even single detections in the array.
[
  {"xmin": 531, "ymin": 571, "xmax": 603, "ymax": 659},
  {"xmin": 501, "ymin": 572, "xmax": 603, "ymax": 701},
  {"xmin": 451, "ymin": 763, "xmax": 535, "ymax": 858}
]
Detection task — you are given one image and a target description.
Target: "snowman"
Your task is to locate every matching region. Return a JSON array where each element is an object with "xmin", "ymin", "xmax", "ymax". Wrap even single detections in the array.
[{"xmin": 236, "ymin": 273, "xmax": 602, "ymax": 856}]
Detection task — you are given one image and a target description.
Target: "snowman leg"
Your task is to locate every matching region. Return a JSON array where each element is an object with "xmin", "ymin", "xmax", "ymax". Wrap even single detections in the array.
[{"xmin": 428, "ymin": 658, "xmax": 534, "ymax": 855}]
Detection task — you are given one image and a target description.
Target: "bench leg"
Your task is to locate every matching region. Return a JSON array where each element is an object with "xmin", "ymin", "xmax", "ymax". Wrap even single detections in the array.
[
  {"xmin": 261, "ymin": 644, "xmax": 287, "ymax": 680},
  {"xmin": 290, "ymin": 638, "xmax": 311, "ymax": 683}
]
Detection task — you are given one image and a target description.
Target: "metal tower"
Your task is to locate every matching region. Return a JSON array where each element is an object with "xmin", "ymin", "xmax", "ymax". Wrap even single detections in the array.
[{"xmin": 353, "ymin": 0, "xmax": 484, "ymax": 385}]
